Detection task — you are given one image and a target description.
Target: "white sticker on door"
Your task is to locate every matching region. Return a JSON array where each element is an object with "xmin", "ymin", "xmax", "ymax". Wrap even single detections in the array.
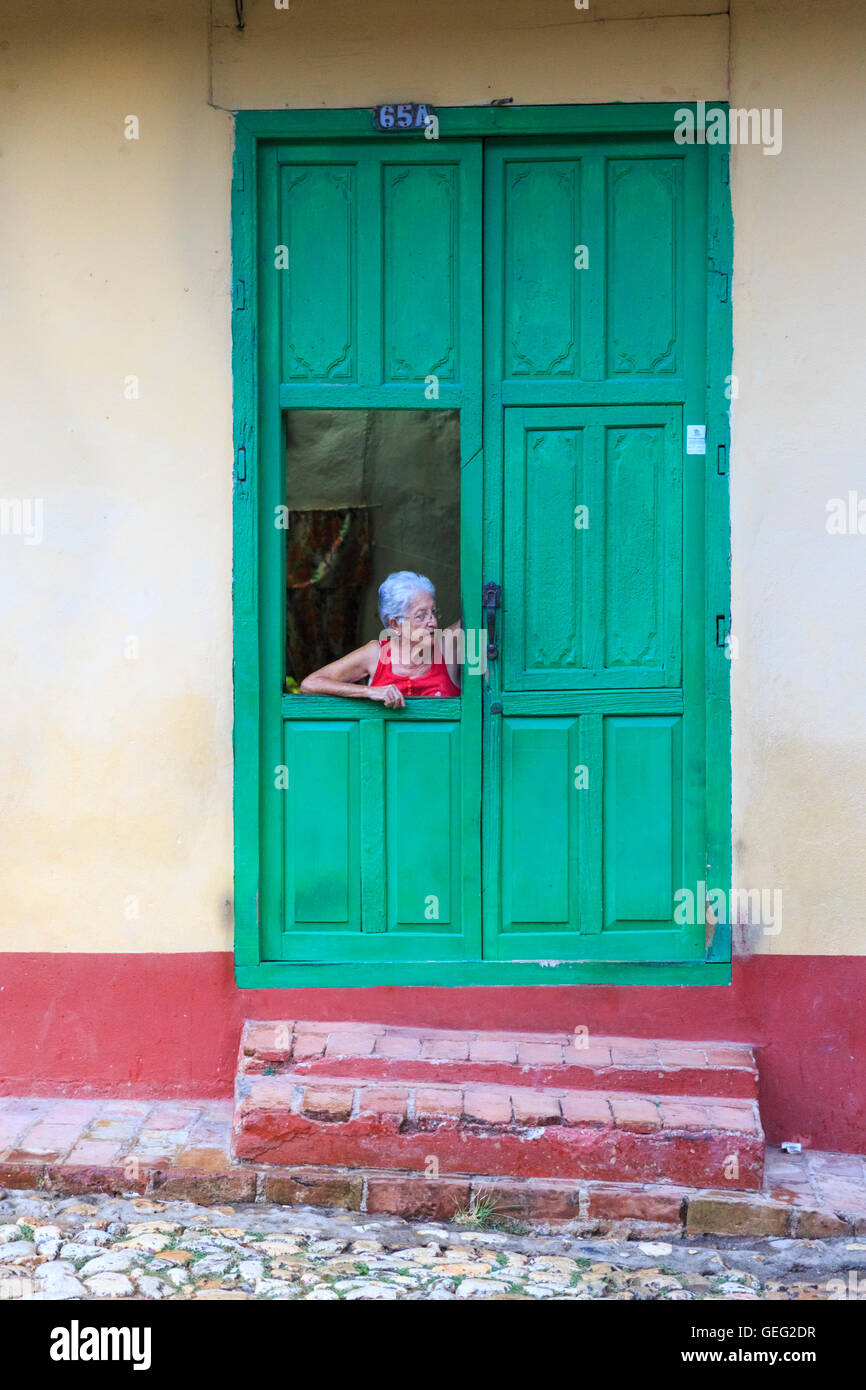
[{"xmin": 686, "ymin": 424, "xmax": 707, "ymax": 455}]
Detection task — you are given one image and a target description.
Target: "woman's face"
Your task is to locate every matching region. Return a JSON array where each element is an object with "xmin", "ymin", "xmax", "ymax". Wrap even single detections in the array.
[{"xmin": 393, "ymin": 588, "xmax": 439, "ymax": 648}]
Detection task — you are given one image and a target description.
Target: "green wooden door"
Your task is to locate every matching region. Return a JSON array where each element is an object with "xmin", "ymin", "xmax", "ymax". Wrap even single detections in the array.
[
  {"xmin": 252, "ymin": 139, "xmax": 484, "ymax": 965},
  {"xmin": 482, "ymin": 139, "xmax": 709, "ymax": 962},
  {"xmin": 233, "ymin": 109, "xmax": 731, "ymax": 985}
]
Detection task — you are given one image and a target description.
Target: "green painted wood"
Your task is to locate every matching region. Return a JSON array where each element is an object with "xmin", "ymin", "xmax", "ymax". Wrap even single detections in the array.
[
  {"xmin": 576, "ymin": 713, "xmax": 604, "ymax": 936},
  {"xmin": 279, "ymin": 384, "xmax": 465, "ymax": 410},
  {"xmin": 276, "ymin": 934, "xmax": 477, "ymax": 963},
  {"xmin": 578, "ymin": 151, "xmax": 606, "ymax": 383},
  {"xmin": 281, "ymin": 714, "xmax": 475, "ymax": 964},
  {"xmin": 257, "ymin": 144, "xmax": 289, "ymax": 963},
  {"xmin": 384, "ymin": 162, "xmax": 459, "ymax": 383},
  {"xmin": 680, "ymin": 139, "xmax": 713, "ymax": 962},
  {"xmin": 500, "ymin": 690, "xmax": 683, "ymax": 715},
  {"xmin": 605, "ymin": 418, "xmax": 681, "ymax": 679},
  {"xmin": 503, "ymin": 157, "xmax": 583, "ymax": 380},
  {"xmin": 483, "ymin": 137, "xmax": 714, "ymax": 968},
  {"xmin": 272, "ymin": 142, "xmax": 477, "ymax": 395},
  {"xmin": 479, "ymin": 143, "xmax": 506, "ymax": 961},
  {"xmin": 607, "ymin": 156, "xmax": 682, "ymax": 375},
  {"xmin": 359, "ymin": 718, "xmax": 386, "ymax": 933},
  {"xmin": 580, "ymin": 424, "xmax": 605, "ymax": 673},
  {"xmin": 499, "ymin": 380, "xmax": 686, "ymax": 405},
  {"xmin": 480, "ymin": 682, "xmax": 504, "ymax": 962},
  {"xmin": 283, "ymin": 722, "xmax": 359, "ymax": 931},
  {"xmin": 235, "ymin": 105, "xmax": 723, "ymax": 142},
  {"xmin": 705, "ymin": 137, "xmax": 733, "ymax": 963},
  {"xmin": 279, "ymin": 158, "xmax": 357, "ymax": 382},
  {"xmin": 497, "ymin": 715, "xmax": 582, "ymax": 958},
  {"xmin": 253, "ymin": 137, "xmax": 483, "ymax": 966},
  {"xmin": 231, "ymin": 106, "xmax": 732, "ymax": 986},
  {"xmin": 281, "ymin": 695, "xmax": 462, "ymax": 720},
  {"xmin": 231, "ymin": 118, "xmax": 261, "ymax": 970},
  {"xmin": 502, "ymin": 718, "xmax": 573, "ymax": 928},
  {"xmin": 386, "ymin": 721, "xmax": 460, "ymax": 932},
  {"xmin": 513, "ymin": 422, "xmax": 584, "ymax": 674},
  {"xmin": 236, "ymin": 959, "xmax": 733, "ymax": 988},
  {"xmin": 602, "ymin": 716, "xmax": 682, "ymax": 928},
  {"xmin": 502, "ymin": 406, "xmax": 682, "ymax": 691}
]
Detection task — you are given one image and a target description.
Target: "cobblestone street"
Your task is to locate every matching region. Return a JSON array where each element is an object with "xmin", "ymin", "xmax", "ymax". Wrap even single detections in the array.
[{"xmin": 2, "ymin": 1186, "xmax": 865, "ymax": 1301}]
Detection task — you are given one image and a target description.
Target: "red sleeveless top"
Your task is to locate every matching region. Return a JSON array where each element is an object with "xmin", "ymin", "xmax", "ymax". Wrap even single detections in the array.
[{"xmin": 369, "ymin": 638, "xmax": 460, "ymax": 698}]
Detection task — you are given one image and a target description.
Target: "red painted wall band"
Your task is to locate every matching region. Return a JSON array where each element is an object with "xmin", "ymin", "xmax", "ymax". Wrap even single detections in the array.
[{"xmin": 0, "ymin": 952, "xmax": 862, "ymax": 1153}]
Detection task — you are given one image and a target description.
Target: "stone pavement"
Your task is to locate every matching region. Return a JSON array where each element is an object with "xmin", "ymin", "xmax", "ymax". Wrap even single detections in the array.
[{"xmin": 1, "ymin": 1186, "xmax": 866, "ymax": 1301}]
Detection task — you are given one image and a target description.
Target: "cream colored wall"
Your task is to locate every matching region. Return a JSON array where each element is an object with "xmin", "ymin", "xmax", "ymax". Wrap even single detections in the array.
[
  {"xmin": 1, "ymin": 0, "xmax": 863, "ymax": 954},
  {"xmin": 728, "ymin": 0, "xmax": 866, "ymax": 956},
  {"xmin": 210, "ymin": 0, "xmax": 729, "ymax": 110},
  {"xmin": 0, "ymin": 0, "xmax": 235, "ymax": 952}
]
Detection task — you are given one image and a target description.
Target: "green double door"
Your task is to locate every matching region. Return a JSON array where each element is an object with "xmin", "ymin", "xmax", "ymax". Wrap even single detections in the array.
[{"xmin": 252, "ymin": 126, "xmax": 726, "ymax": 976}]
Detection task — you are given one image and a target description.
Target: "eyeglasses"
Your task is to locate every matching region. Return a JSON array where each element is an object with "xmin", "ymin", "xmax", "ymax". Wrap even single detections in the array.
[{"xmin": 405, "ymin": 608, "xmax": 441, "ymax": 624}]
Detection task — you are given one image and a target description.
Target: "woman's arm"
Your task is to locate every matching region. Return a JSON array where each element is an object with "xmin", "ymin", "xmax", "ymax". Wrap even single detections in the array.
[
  {"xmin": 299, "ymin": 641, "xmax": 381, "ymax": 697},
  {"xmin": 299, "ymin": 640, "xmax": 406, "ymax": 707}
]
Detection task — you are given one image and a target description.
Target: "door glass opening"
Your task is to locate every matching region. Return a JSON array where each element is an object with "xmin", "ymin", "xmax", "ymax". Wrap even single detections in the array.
[{"xmin": 283, "ymin": 409, "xmax": 461, "ymax": 700}]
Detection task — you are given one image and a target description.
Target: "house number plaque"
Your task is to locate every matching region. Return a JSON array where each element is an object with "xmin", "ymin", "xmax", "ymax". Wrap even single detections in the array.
[{"xmin": 373, "ymin": 103, "xmax": 437, "ymax": 132}]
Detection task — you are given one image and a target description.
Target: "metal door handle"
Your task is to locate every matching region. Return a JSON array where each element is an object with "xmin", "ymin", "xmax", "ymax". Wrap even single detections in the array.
[{"xmin": 482, "ymin": 581, "xmax": 502, "ymax": 661}]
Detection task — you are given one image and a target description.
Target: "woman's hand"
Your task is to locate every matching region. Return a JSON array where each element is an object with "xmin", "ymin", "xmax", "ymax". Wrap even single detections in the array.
[{"xmin": 367, "ymin": 683, "xmax": 405, "ymax": 709}]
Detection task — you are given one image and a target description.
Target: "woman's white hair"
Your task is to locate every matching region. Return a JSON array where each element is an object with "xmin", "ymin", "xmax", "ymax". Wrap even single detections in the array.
[{"xmin": 378, "ymin": 571, "xmax": 435, "ymax": 627}]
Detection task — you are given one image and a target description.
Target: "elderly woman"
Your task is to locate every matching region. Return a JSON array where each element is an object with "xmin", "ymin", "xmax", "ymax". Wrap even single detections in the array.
[{"xmin": 299, "ymin": 570, "xmax": 461, "ymax": 708}]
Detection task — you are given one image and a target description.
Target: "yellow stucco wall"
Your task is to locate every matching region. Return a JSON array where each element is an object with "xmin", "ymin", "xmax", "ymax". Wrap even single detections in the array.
[
  {"xmin": 728, "ymin": 0, "xmax": 866, "ymax": 957},
  {"xmin": 1, "ymin": 0, "xmax": 863, "ymax": 954},
  {"xmin": 210, "ymin": 0, "xmax": 729, "ymax": 110},
  {"xmin": 0, "ymin": 0, "xmax": 235, "ymax": 952}
]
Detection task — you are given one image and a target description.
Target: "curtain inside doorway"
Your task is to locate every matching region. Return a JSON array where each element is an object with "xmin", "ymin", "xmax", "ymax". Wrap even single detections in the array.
[{"xmin": 285, "ymin": 506, "xmax": 373, "ymax": 686}]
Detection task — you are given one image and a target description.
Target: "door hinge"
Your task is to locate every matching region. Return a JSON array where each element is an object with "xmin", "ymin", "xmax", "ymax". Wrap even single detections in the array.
[
  {"xmin": 236, "ymin": 445, "xmax": 247, "ymax": 483},
  {"xmin": 233, "ymin": 278, "xmax": 246, "ymax": 312},
  {"xmin": 715, "ymin": 614, "xmax": 729, "ymax": 647},
  {"xmin": 717, "ymin": 444, "xmax": 727, "ymax": 475},
  {"xmin": 714, "ymin": 269, "xmax": 729, "ymax": 303}
]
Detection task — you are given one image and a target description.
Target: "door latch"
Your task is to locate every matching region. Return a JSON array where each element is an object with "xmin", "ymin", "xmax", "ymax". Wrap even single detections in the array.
[{"xmin": 482, "ymin": 581, "xmax": 502, "ymax": 661}]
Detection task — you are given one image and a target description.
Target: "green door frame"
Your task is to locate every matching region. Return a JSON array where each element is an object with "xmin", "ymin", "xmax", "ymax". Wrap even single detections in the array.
[{"xmin": 231, "ymin": 103, "xmax": 733, "ymax": 988}]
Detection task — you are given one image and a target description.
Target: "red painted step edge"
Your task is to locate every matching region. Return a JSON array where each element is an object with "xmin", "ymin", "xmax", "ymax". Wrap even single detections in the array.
[
  {"xmin": 239, "ymin": 1021, "xmax": 759, "ymax": 1099},
  {"xmin": 232, "ymin": 1074, "xmax": 765, "ymax": 1191}
]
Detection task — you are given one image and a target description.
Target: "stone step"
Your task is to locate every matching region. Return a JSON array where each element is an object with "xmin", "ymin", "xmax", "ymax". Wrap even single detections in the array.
[
  {"xmin": 232, "ymin": 1072, "xmax": 765, "ymax": 1190},
  {"xmin": 0, "ymin": 1093, "xmax": 858, "ymax": 1238},
  {"xmin": 239, "ymin": 1020, "xmax": 759, "ymax": 1099}
]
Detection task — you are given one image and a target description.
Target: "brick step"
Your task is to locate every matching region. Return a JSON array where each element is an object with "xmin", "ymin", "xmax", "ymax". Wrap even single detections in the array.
[
  {"xmin": 247, "ymin": 1167, "xmax": 855, "ymax": 1238},
  {"xmin": 0, "ymin": 1093, "xmax": 857, "ymax": 1237},
  {"xmin": 239, "ymin": 1020, "xmax": 759, "ymax": 1099},
  {"xmin": 232, "ymin": 1073, "xmax": 765, "ymax": 1190}
]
